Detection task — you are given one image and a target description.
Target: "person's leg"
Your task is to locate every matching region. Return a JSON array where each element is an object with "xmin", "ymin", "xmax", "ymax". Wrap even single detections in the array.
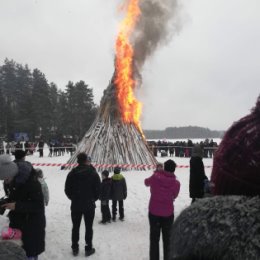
[
  {"xmin": 149, "ymin": 213, "xmax": 161, "ymax": 260},
  {"xmin": 71, "ymin": 211, "xmax": 82, "ymax": 252},
  {"xmin": 100, "ymin": 202, "xmax": 106, "ymax": 222},
  {"xmin": 161, "ymin": 215, "xmax": 174, "ymax": 260},
  {"xmin": 119, "ymin": 200, "xmax": 124, "ymax": 220},
  {"xmin": 83, "ymin": 209, "xmax": 95, "ymax": 252},
  {"xmin": 103, "ymin": 201, "xmax": 111, "ymax": 222},
  {"xmin": 112, "ymin": 200, "xmax": 117, "ymax": 220},
  {"xmin": 107, "ymin": 200, "xmax": 111, "ymax": 221}
]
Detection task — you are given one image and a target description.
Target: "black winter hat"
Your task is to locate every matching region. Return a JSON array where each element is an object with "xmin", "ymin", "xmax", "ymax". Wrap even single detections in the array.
[
  {"xmin": 14, "ymin": 150, "xmax": 27, "ymax": 160},
  {"xmin": 164, "ymin": 159, "xmax": 177, "ymax": 173},
  {"xmin": 114, "ymin": 166, "xmax": 121, "ymax": 174},
  {"xmin": 77, "ymin": 153, "xmax": 91, "ymax": 164},
  {"xmin": 102, "ymin": 170, "xmax": 109, "ymax": 177}
]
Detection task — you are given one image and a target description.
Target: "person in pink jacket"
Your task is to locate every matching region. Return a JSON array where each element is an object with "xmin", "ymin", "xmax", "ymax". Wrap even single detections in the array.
[{"xmin": 145, "ymin": 159, "xmax": 180, "ymax": 260}]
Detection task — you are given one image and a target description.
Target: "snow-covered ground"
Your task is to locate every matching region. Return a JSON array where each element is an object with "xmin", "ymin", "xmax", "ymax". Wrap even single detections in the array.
[{"xmin": 0, "ymin": 149, "xmax": 214, "ymax": 260}]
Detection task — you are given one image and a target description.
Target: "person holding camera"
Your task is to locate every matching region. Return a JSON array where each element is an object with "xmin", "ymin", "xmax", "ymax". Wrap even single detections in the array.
[{"xmin": 0, "ymin": 154, "xmax": 46, "ymax": 260}]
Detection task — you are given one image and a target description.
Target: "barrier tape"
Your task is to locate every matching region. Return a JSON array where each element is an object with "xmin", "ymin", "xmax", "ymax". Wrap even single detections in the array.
[{"xmin": 31, "ymin": 163, "xmax": 213, "ymax": 169}]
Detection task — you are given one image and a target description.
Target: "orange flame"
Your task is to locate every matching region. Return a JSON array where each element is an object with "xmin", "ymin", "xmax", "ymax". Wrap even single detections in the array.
[{"xmin": 114, "ymin": 0, "xmax": 142, "ymax": 132}]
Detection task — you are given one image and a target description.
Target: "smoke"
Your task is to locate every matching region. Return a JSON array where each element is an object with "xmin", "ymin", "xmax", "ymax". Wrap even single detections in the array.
[{"xmin": 132, "ymin": 0, "xmax": 182, "ymax": 82}]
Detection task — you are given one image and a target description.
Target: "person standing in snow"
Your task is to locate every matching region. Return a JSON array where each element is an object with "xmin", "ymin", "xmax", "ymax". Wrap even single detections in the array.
[
  {"xmin": 111, "ymin": 166, "xmax": 127, "ymax": 221},
  {"xmin": 35, "ymin": 168, "xmax": 49, "ymax": 206},
  {"xmin": 0, "ymin": 153, "xmax": 46, "ymax": 260},
  {"xmin": 145, "ymin": 159, "xmax": 180, "ymax": 260},
  {"xmin": 38, "ymin": 140, "xmax": 44, "ymax": 158},
  {"xmin": 170, "ymin": 95, "xmax": 260, "ymax": 260},
  {"xmin": 189, "ymin": 144, "xmax": 208, "ymax": 203},
  {"xmin": 99, "ymin": 170, "xmax": 112, "ymax": 224},
  {"xmin": 65, "ymin": 153, "xmax": 101, "ymax": 257}
]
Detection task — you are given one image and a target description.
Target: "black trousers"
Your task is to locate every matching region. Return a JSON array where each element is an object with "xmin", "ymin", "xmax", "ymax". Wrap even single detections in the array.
[
  {"xmin": 39, "ymin": 148, "xmax": 43, "ymax": 157},
  {"xmin": 112, "ymin": 200, "xmax": 124, "ymax": 219},
  {"xmin": 71, "ymin": 209, "xmax": 95, "ymax": 251},
  {"xmin": 101, "ymin": 200, "xmax": 111, "ymax": 222},
  {"xmin": 149, "ymin": 213, "xmax": 174, "ymax": 260}
]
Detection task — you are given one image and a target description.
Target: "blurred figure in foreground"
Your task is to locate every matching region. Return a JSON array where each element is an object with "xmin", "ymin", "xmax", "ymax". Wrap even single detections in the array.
[
  {"xmin": 0, "ymin": 154, "xmax": 45, "ymax": 260},
  {"xmin": 170, "ymin": 95, "xmax": 260, "ymax": 260}
]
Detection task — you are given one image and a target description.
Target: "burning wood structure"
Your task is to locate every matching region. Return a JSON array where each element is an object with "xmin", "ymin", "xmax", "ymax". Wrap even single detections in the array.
[
  {"xmin": 66, "ymin": 78, "xmax": 157, "ymax": 171},
  {"xmin": 66, "ymin": 0, "xmax": 157, "ymax": 171}
]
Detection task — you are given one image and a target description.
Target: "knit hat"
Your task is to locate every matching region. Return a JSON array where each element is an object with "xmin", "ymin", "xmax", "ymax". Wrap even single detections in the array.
[
  {"xmin": 211, "ymin": 95, "xmax": 260, "ymax": 196},
  {"xmin": 114, "ymin": 166, "xmax": 121, "ymax": 174},
  {"xmin": 0, "ymin": 155, "xmax": 18, "ymax": 180},
  {"xmin": 164, "ymin": 159, "xmax": 177, "ymax": 173},
  {"xmin": 14, "ymin": 150, "xmax": 27, "ymax": 160},
  {"xmin": 101, "ymin": 170, "xmax": 109, "ymax": 177},
  {"xmin": 192, "ymin": 144, "xmax": 203, "ymax": 158}
]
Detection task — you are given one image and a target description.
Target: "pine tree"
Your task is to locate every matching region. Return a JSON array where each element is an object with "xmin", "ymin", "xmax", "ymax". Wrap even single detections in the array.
[{"xmin": 31, "ymin": 69, "xmax": 52, "ymax": 138}]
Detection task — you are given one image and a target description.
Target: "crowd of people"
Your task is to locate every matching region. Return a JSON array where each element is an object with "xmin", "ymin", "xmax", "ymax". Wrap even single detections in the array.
[
  {"xmin": 0, "ymin": 96, "xmax": 259, "ymax": 259},
  {"xmin": 149, "ymin": 139, "xmax": 219, "ymax": 158},
  {"xmin": 0, "ymin": 140, "xmax": 76, "ymax": 158}
]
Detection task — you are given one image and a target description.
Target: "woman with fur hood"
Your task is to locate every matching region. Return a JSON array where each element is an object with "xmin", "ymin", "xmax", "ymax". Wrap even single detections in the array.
[
  {"xmin": 145, "ymin": 159, "xmax": 180, "ymax": 260},
  {"xmin": 0, "ymin": 153, "xmax": 45, "ymax": 260},
  {"xmin": 170, "ymin": 95, "xmax": 260, "ymax": 260}
]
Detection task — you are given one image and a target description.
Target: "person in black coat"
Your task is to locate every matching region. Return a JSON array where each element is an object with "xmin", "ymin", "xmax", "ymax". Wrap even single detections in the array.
[
  {"xmin": 0, "ymin": 154, "xmax": 46, "ymax": 259},
  {"xmin": 99, "ymin": 170, "xmax": 112, "ymax": 224},
  {"xmin": 111, "ymin": 167, "xmax": 127, "ymax": 221},
  {"xmin": 38, "ymin": 140, "xmax": 44, "ymax": 158},
  {"xmin": 65, "ymin": 153, "xmax": 101, "ymax": 257},
  {"xmin": 189, "ymin": 144, "xmax": 208, "ymax": 203}
]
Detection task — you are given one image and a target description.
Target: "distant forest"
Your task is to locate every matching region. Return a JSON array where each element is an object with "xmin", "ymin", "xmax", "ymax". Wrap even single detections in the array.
[
  {"xmin": 0, "ymin": 59, "xmax": 224, "ymax": 142},
  {"xmin": 0, "ymin": 59, "xmax": 97, "ymax": 141},
  {"xmin": 144, "ymin": 126, "xmax": 224, "ymax": 139}
]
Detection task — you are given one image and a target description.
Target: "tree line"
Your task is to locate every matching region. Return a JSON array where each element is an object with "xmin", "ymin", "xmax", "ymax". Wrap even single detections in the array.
[
  {"xmin": 144, "ymin": 126, "xmax": 224, "ymax": 139},
  {"xmin": 0, "ymin": 59, "xmax": 98, "ymax": 142}
]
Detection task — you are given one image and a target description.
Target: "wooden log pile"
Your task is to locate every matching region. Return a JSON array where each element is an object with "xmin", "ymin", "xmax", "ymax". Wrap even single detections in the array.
[{"xmin": 66, "ymin": 80, "xmax": 157, "ymax": 171}]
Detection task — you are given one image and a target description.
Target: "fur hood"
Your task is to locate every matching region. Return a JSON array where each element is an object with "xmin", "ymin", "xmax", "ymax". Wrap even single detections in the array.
[{"xmin": 171, "ymin": 196, "xmax": 260, "ymax": 260}]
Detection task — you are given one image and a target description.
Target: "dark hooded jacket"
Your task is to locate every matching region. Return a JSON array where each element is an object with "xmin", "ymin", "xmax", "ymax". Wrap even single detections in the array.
[
  {"xmin": 189, "ymin": 156, "xmax": 208, "ymax": 198},
  {"xmin": 5, "ymin": 162, "xmax": 45, "ymax": 257},
  {"xmin": 100, "ymin": 178, "xmax": 112, "ymax": 201},
  {"xmin": 111, "ymin": 174, "xmax": 127, "ymax": 201},
  {"xmin": 65, "ymin": 164, "xmax": 101, "ymax": 211}
]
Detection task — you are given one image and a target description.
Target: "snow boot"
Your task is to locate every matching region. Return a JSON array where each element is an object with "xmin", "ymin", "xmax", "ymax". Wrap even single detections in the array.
[
  {"xmin": 85, "ymin": 248, "xmax": 95, "ymax": 257},
  {"xmin": 72, "ymin": 248, "xmax": 79, "ymax": 256}
]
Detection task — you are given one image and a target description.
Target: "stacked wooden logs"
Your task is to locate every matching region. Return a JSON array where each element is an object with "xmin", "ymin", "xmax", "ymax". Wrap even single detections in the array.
[{"xmin": 66, "ymin": 81, "xmax": 157, "ymax": 171}]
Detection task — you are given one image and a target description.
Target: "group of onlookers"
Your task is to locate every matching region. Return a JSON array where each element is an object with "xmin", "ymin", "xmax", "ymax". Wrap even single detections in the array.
[
  {"xmin": 0, "ymin": 140, "xmax": 77, "ymax": 159},
  {"xmin": 0, "ymin": 95, "xmax": 259, "ymax": 260},
  {"xmin": 64, "ymin": 153, "xmax": 127, "ymax": 256},
  {"xmin": 150, "ymin": 139, "xmax": 218, "ymax": 158},
  {"xmin": 146, "ymin": 95, "xmax": 260, "ymax": 260}
]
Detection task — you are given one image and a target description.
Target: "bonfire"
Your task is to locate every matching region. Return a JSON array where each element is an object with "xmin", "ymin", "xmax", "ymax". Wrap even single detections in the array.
[{"xmin": 66, "ymin": 0, "xmax": 157, "ymax": 171}]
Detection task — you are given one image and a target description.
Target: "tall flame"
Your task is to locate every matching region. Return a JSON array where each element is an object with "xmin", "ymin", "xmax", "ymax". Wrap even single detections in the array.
[{"xmin": 114, "ymin": 0, "xmax": 142, "ymax": 132}]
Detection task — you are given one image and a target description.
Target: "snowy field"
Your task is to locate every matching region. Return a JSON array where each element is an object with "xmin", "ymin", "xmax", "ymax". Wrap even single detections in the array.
[{"xmin": 0, "ymin": 149, "xmax": 214, "ymax": 260}]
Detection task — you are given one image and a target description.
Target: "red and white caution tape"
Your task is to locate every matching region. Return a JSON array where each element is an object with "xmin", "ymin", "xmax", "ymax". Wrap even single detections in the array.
[{"xmin": 31, "ymin": 163, "xmax": 212, "ymax": 170}]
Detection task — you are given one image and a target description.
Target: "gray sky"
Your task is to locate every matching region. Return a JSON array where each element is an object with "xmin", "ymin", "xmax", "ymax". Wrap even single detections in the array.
[{"xmin": 0, "ymin": 0, "xmax": 259, "ymax": 131}]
